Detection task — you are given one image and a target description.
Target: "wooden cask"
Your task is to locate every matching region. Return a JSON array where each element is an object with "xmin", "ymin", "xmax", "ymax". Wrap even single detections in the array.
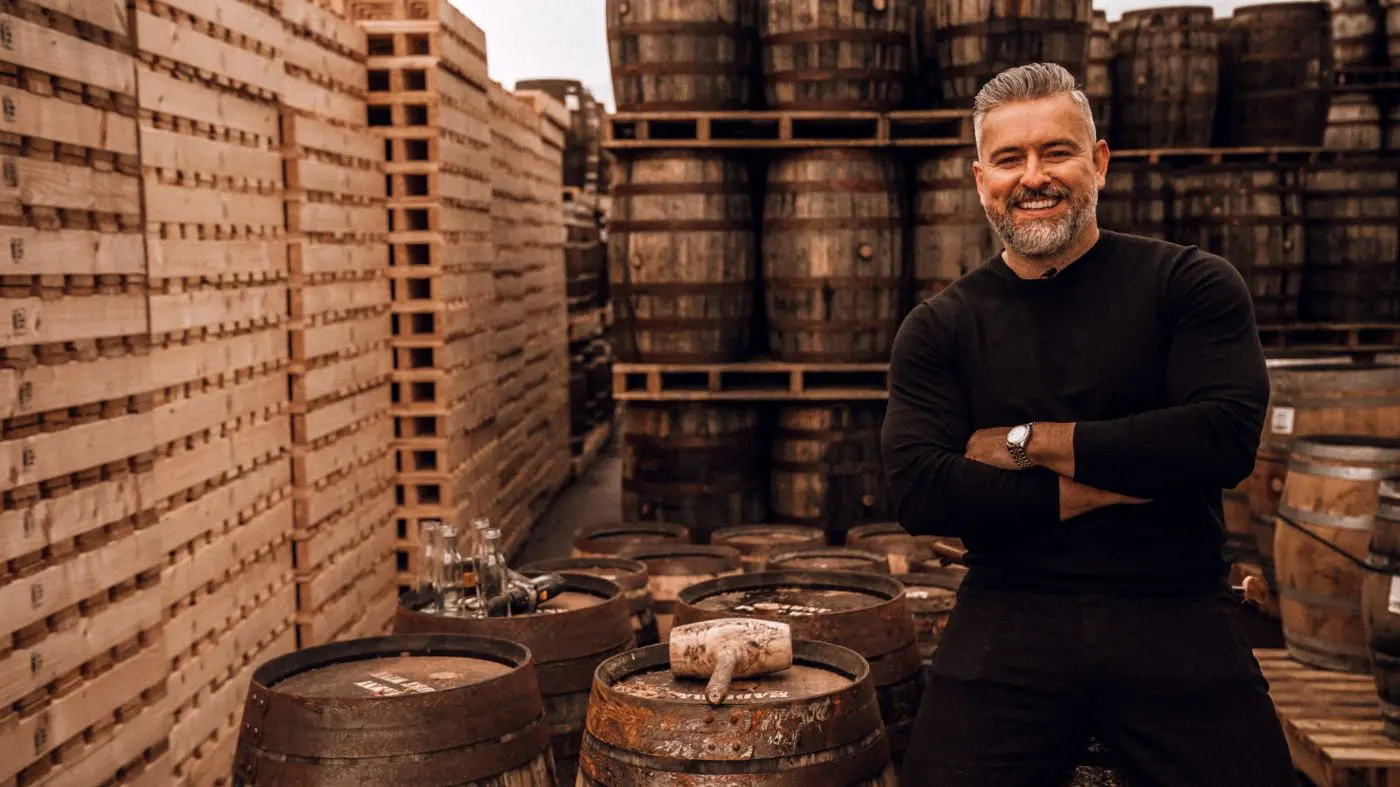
[
  {"xmin": 1329, "ymin": 0, "xmax": 1388, "ymax": 68},
  {"xmin": 232, "ymin": 635, "xmax": 555, "ymax": 785},
  {"xmin": 711, "ymin": 523, "xmax": 829, "ymax": 572},
  {"xmin": 609, "ymin": 152, "xmax": 755, "ymax": 363},
  {"xmin": 764, "ymin": 150, "xmax": 904, "ymax": 362},
  {"xmin": 1171, "ymin": 164, "xmax": 1305, "ymax": 324},
  {"xmin": 1325, "ymin": 92, "xmax": 1385, "ymax": 151},
  {"xmin": 619, "ymin": 544, "xmax": 744, "ymax": 641},
  {"xmin": 1275, "ymin": 436, "xmax": 1400, "ymax": 672},
  {"xmin": 519, "ymin": 557, "xmax": 661, "ymax": 648},
  {"xmin": 578, "ymin": 640, "xmax": 899, "ymax": 785},
  {"xmin": 572, "ymin": 522, "xmax": 692, "ymax": 557},
  {"xmin": 393, "ymin": 575, "xmax": 635, "ymax": 785},
  {"xmin": 1362, "ymin": 482, "xmax": 1400, "ymax": 739},
  {"xmin": 1390, "ymin": 103, "xmax": 1400, "ymax": 152},
  {"xmin": 771, "ymin": 403, "xmax": 892, "ymax": 544},
  {"xmin": 848, "ymin": 523, "xmax": 936, "ymax": 573},
  {"xmin": 1299, "ymin": 161, "xmax": 1400, "ymax": 324},
  {"xmin": 761, "ymin": 0, "xmax": 914, "ymax": 110},
  {"xmin": 565, "ymin": 200, "xmax": 604, "ymax": 313},
  {"xmin": 923, "ymin": 0, "xmax": 1093, "ymax": 108},
  {"xmin": 606, "ymin": 0, "xmax": 759, "ymax": 111},
  {"xmin": 622, "ymin": 403, "xmax": 768, "ymax": 540},
  {"xmin": 1216, "ymin": 2, "xmax": 1335, "ymax": 147},
  {"xmin": 1098, "ymin": 160, "xmax": 1170, "ymax": 239},
  {"xmin": 894, "ymin": 569, "xmax": 965, "ymax": 664},
  {"xmin": 1111, "ymin": 6, "xmax": 1220, "ymax": 149},
  {"xmin": 1087, "ymin": 10, "xmax": 1113, "ymax": 140},
  {"xmin": 769, "ymin": 547, "xmax": 894, "ymax": 574},
  {"xmin": 675, "ymin": 570, "xmax": 922, "ymax": 771},
  {"xmin": 912, "ymin": 147, "xmax": 1000, "ymax": 300},
  {"xmin": 1389, "ymin": 0, "xmax": 1400, "ymax": 67}
]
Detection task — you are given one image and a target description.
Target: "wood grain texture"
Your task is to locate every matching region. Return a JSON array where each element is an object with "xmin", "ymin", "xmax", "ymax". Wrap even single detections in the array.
[
  {"xmin": 605, "ymin": 0, "xmax": 758, "ymax": 111},
  {"xmin": 762, "ymin": 0, "xmax": 912, "ymax": 111},
  {"xmin": 1, "ymin": 12, "xmax": 135, "ymax": 94},
  {"xmin": 1111, "ymin": 7, "xmax": 1218, "ymax": 149}
]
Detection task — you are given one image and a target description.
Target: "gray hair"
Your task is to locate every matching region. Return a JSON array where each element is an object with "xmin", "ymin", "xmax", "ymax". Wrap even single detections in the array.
[{"xmin": 972, "ymin": 63, "xmax": 1097, "ymax": 152}]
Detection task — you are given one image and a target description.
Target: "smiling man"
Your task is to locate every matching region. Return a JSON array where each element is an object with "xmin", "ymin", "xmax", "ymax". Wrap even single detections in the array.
[{"xmin": 881, "ymin": 63, "xmax": 1299, "ymax": 786}]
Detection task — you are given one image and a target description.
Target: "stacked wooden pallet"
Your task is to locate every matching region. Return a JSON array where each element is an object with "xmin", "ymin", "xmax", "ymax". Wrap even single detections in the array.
[
  {"xmin": 0, "ymin": 4, "xmax": 171, "ymax": 783},
  {"xmin": 488, "ymin": 86, "xmax": 571, "ymax": 549},
  {"xmin": 352, "ymin": 0, "xmax": 499, "ymax": 587},
  {"xmin": 281, "ymin": 0, "xmax": 396, "ymax": 648}
]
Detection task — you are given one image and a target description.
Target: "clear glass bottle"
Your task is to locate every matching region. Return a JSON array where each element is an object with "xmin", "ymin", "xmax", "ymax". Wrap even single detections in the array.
[
  {"xmin": 475, "ymin": 525, "xmax": 508, "ymax": 616},
  {"xmin": 439, "ymin": 524, "xmax": 466, "ymax": 615},
  {"xmin": 419, "ymin": 519, "xmax": 443, "ymax": 612}
]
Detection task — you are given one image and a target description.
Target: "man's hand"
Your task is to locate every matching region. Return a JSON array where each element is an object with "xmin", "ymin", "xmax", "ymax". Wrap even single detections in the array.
[{"xmin": 964, "ymin": 427, "xmax": 1019, "ymax": 470}]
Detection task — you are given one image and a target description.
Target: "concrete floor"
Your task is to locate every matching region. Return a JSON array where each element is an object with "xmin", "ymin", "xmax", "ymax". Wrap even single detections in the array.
[{"xmin": 514, "ymin": 445, "xmax": 623, "ymax": 565}]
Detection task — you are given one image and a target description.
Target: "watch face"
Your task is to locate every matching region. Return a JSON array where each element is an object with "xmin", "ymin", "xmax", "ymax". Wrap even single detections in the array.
[{"xmin": 1008, "ymin": 425, "xmax": 1029, "ymax": 444}]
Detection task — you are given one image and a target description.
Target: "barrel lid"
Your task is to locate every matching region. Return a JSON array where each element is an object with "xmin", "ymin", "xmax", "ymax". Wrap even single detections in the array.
[
  {"xmin": 711, "ymin": 523, "xmax": 826, "ymax": 552},
  {"xmin": 768, "ymin": 547, "xmax": 891, "ymax": 574},
  {"xmin": 518, "ymin": 556, "xmax": 649, "ymax": 586},
  {"xmin": 272, "ymin": 653, "xmax": 508, "ymax": 698},
  {"xmin": 573, "ymin": 522, "xmax": 691, "ymax": 554},
  {"xmin": 1230, "ymin": 1, "xmax": 1331, "ymax": 16},
  {"xmin": 620, "ymin": 543, "xmax": 743, "ymax": 573},
  {"xmin": 844, "ymin": 522, "xmax": 906, "ymax": 544}
]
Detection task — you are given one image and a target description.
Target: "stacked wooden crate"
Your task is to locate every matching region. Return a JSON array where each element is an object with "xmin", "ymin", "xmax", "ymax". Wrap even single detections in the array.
[
  {"xmin": 0, "ymin": 3, "xmax": 169, "ymax": 784},
  {"xmin": 131, "ymin": 0, "xmax": 296, "ymax": 780},
  {"xmin": 351, "ymin": 0, "xmax": 498, "ymax": 587},
  {"xmin": 281, "ymin": 0, "xmax": 396, "ymax": 648}
]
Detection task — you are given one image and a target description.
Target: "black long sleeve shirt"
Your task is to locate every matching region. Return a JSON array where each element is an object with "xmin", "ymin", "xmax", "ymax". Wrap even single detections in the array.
[{"xmin": 881, "ymin": 229, "xmax": 1270, "ymax": 596}]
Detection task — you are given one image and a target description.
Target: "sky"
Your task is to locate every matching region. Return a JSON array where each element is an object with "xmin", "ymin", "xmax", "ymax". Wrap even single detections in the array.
[{"xmin": 451, "ymin": 0, "xmax": 1297, "ymax": 112}]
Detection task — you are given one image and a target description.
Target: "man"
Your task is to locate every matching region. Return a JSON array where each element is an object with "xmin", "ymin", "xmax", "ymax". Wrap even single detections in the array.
[{"xmin": 880, "ymin": 63, "xmax": 1299, "ymax": 786}]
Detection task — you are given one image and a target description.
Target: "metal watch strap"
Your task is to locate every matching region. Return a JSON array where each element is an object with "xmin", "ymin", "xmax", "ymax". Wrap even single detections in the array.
[{"xmin": 1008, "ymin": 423, "xmax": 1035, "ymax": 470}]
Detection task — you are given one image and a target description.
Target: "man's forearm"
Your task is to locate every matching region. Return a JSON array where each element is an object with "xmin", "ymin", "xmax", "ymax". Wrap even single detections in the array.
[
  {"xmin": 1058, "ymin": 475, "xmax": 1147, "ymax": 521},
  {"xmin": 1026, "ymin": 422, "xmax": 1075, "ymax": 478}
]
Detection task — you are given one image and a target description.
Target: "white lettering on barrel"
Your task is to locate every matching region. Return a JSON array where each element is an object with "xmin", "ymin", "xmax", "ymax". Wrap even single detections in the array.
[{"xmin": 353, "ymin": 680, "xmax": 405, "ymax": 696}]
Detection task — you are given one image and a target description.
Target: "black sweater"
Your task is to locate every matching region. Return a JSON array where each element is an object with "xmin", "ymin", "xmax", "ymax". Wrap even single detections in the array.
[{"xmin": 881, "ymin": 229, "xmax": 1270, "ymax": 595}]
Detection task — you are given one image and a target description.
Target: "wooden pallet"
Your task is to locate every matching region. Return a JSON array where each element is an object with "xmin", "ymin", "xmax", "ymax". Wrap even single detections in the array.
[
  {"xmin": 1257, "ymin": 323, "xmax": 1400, "ymax": 352},
  {"xmin": 613, "ymin": 361, "xmax": 890, "ymax": 401},
  {"xmin": 603, "ymin": 109, "xmax": 973, "ymax": 150},
  {"xmin": 1256, "ymin": 649, "xmax": 1400, "ymax": 786},
  {"xmin": 570, "ymin": 412, "xmax": 616, "ymax": 478}
]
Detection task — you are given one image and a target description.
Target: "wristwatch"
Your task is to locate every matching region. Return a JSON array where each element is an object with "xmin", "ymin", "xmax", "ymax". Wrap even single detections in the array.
[{"xmin": 1006, "ymin": 423, "xmax": 1036, "ymax": 470}]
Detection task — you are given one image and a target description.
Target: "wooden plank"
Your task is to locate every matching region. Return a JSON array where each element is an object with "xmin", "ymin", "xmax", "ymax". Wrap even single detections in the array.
[
  {"xmin": 147, "ymin": 330, "xmax": 286, "ymax": 390},
  {"xmin": 0, "ymin": 471, "xmax": 157, "ymax": 566},
  {"xmin": 0, "ymin": 407, "xmax": 155, "ymax": 487},
  {"xmin": 0, "ymin": 228, "xmax": 145, "ymax": 280},
  {"xmin": 294, "ymin": 241, "xmax": 387, "ymax": 279},
  {"xmin": 295, "ymin": 201, "xmax": 388, "ymax": 235},
  {"xmin": 301, "ymin": 351, "xmax": 391, "ymax": 402},
  {"xmin": 281, "ymin": 73, "xmax": 365, "ymax": 125},
  {"xmin": 299, "ymin": 416, "xmax": 393, "ymax": 493},
  {"xmin": 284, "ymin": 113, "xmax": 379, "ymax": 162},
  {"xmin": 297, "ymin": 556, "xmax": 394, "ymax": 646},
  {"xmin": 0, "ymin": 639, "xmax": 167, "ymax": 783},
  {"xmin": 295, "ymin": 466, "xmax": 394, "ymax": 562},
  {"xmin": 151, "ymin": 375, "xmax": 289, "ymax": 448},
  {"xmin": 301, "ymin": 276, "xmax": 387, "ymax": 319},
  {"xmin": 283, "ymin": 34, "xmax": 365, "ymax": 91},
  {"xmin": 147, "ymin": 237, "xmax": 287, "ymax": 279},
  {"xmin": 304, "ymin": 386, "xmax": 390, "ymax": 443},
  {"xmin": 28, "ymin": 0, "xmax": 129, "ymax": 36},
  {"xmin": 138, "ymin": 125, "xmax": 281, "ymax": 183},
  {"xmin": 0, "ymin": 89, "xmax": 139, "ymax": 155},
  {"xmin": 158, "ymin": 457, "xmax": 292, "ymax": 556},
  {"xmin": 136, "ymin": 65, "xmax": 278, "ymax": 139},
  {"xmin": 296, "ymin": 520, "xmax": 393, "ymax": 610},
  {"xmin": 0, "ymin": 348, "xmax": 154, "ymax": 420},
  {"xmin": 1, "ymin": 155, "xmax": 141, "ymax": 214},
  {"xmin": 161, "ymin": 497, "xmax": 294, "ymax": 604},
  {"xmin": 157, "ymin": 0, "xmax": 285, "ymax": 50},
  {"xmin": 143, "ymin": 181, "xmax": 283, "ymax": 228},
  {"xmin": 302, "ymin": 305, "xmax": 393, "ymax": 358},
  {"xmin": 166, "ymin": 584, "xmax": 293, "ymax": 707},
  {"xmin": 1, "ymin": 12, "xmax": 135, "ymax": 95},
  {"xmin": 289, "ymin": 157, "xmax": 381, "ymax": 199},
  {"xmin": 148, "ymin": 284, "xmax": 288, "ymax": 334},
  {"xmin": 27, "ymin": 694, "xmax": 171, "ymax": 787},
  {"xmin": 282, "ymin": 0, "xmax": 366, "ymax": 54},
  {"xmin": 163, "ymin": 541, "xmax": 290, "ymax": 658},
  {"xmin": 133, "ymin": 11, "xmax": 283, "ymax": 96}
]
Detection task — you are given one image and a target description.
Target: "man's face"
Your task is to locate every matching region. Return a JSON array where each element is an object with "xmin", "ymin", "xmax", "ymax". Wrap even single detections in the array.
[{"xmin": 972, "ymin": 94, "xmax": 1109, "ymax": 259}]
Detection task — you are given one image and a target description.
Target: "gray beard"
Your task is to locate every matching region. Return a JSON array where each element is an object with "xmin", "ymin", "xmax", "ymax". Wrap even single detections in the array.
[{"xmin": 988, "ymin": 189, "xmax": 1098, "ymax": 259}]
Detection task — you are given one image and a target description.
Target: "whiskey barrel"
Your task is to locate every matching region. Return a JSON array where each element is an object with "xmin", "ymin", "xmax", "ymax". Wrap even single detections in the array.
[
  {"xmin": 1097, "ymin": 160, "xmax": 1171, "ymax": 239},
  {"xmin": 1111, "ymin": 7, "xmax": 1220, "ymax": 149},
  {"xmin": 1171, "ymin": 164, "xmax": 1305, "ymax": 324},
  {"xmin": 572, "ymin": 522, "xmax": 692, "ymax": 557},
  {"xmin": 760, "ymin": 0, "xmax": 913, "ymax": 111},
  {"xmin": 1275, "ymin": 435, "xmax": 1400, "ymax": 672},
  {"xmin": 763, "ymin": 150, "xmax": 904, "ymax": 362},
  {"xmin": 565, "ymin": 200, "xmax": 604, "ymax": 313},
  {"xmin": 1216, "ymin": 2, "xmax": 1335, "ymax": 147},
  {"xmin": 1390, "ymin": 103, "xmax": 1400, "ymax": 151},
  {"xmin": 893, "ymin": 569, "xmax": 964, "ymax": 664},
  {"xmin": 619, "ymin": 544, "xmax": 744, "ymax": 641},
  {"xmin": 711, "ymin": 523, "xmax": 828, "ymax": 572},
  {"xmin": 578, "ymin": 640, "xmax": 897, "ymax": 785},
  {"xmin": 606, "ymin": 0, "xmax": 759, "ymax": 111},
  {"xmin": 924, "ymin": 0, "xmax": 1093, "ymax": 109},
  {"xmin": 1299, "ymin": 161, "xmax": 1400, "ymax": 323},
  {"xmin": 1325, "ymin": 92, "xmax": 1385, "ymax": 151},
  {"xmin": 394, "ymin": 575, "xmax": 635, "ymax": 784},
  {"xmin": 609, "ymin": 152, "xmax": 755, "ymax": 363},
  {"xmin": 232, "ymin": 635, "xmax": 554, "ymax": 786},
  {"xmin": 771, "ymin": 403, "xmax": 891, "ymax": 544},
  {"xmin": 768, "ymin": 547, "xmax": 893, "ymax": 574},
  {"xmin": 1087, "ymin": 10, "xmax": 1113, "ymax": 140},
  {"xmin": 848, "ymin": 523, "xmax": 936, "ymax": 573},
  {"xmin": 621, "ymin": 402, "xmax": 768, "ymax": 540},
  {"xmin": 1329, "ymin": 0, "xmax": 1387, "ymax": 68},
  {"xmin": 912, "ymin": 147, "xmax": 1000, "ymax": 300},
  {"xmin": 518, "ymin": 557, "xmax": 662, "ymax": 648},
  {"xmin": 1389, "ymin": 0, "xmax": 1400, "ymax": 67},
  {"xmin": 675, "ymin": 570, "xmax": 922, "ymax": 771},
  {"xmin": 1363, "ymin": 481, "xmax": 1400, "ymax": 739},
  {"xmin": 1223, "ymin": 479, "xmax": 1255, "ymax": 558}
]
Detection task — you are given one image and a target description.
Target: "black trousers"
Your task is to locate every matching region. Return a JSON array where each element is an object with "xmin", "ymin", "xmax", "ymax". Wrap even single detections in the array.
[{"xmin": 900, "ymin": 583, "xmax": 1300, "ymax": 787}]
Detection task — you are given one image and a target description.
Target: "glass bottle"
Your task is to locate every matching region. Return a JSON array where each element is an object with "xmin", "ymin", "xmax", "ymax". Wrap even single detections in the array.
[
  {"xmin": 419, "ymin": 519, "xmax": 443, "ymax": 612},
  {"xmin": 439, "ymin": 524, "xmax": 466, "ymax": 615},
  {"xmin": 475, "ymin": 525, "xmax": 508, "ymax": 616}
]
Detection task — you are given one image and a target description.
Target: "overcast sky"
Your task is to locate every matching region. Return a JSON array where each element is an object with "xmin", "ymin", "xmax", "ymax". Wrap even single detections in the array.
[{"xmin": 452, "ymin": 0, "xmax": 1292, "ymax": 112}]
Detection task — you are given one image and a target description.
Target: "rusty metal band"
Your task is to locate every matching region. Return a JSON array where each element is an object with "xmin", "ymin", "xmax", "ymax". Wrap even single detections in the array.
[
  {"xmin": 770, "ymin": 179, "xmax": 898, "ymax": 194},
  {"xmin": 767, "ymin": 67, "xmax": 909, "ymax": 83},
  {"xmin": 609, "ymin": 61, "xmax": 752, "ymax": 77},
  {"xmin": 535, "ymin": 642, "xmax": 634, "ymax": 696},
  {"xmin": 867, "ymin": 644, "xmax": 924, "ymax": 687},
  {"xmin": 935, "ymin": 19, "xmax": 1090, "ymax": 38},
  {"xmin": 764, "ymin": 217, "xmax": 903, "ymax": 230},
  {"xmin": 765, "ymin": 276, "xmax": 905, "ymax": 288},
  {"xmin": 760, "ymin": 29, "xmax": 910, "ymax": 47},
  {"xmin": 611, "ymin": 181, "xmax": 750, "ymax": 197},
  {"xmin": 610, "ymin": 280, "xmax": 752, "ymax": 295},
  {"xmin": 624, "ymin": 477, "xmax": 766, "ymax": 496},
  {"xmin": 772, "ymin": 458, "xmax": 886, "ymax": 474},
  {"xmin": 609, "ymin": 21, "xmax": 749, "ymax": 37},
  {"xmin": 1287, "ymin": 459, "xmax": 1400, "ymax": 481},
  {"xmin": 1277, "ymin": 502, "xmax": 1374, "ymax": 532},
  {"xmin": 610, "ymin": 219, "xmax": 754, "ymax": 232}
]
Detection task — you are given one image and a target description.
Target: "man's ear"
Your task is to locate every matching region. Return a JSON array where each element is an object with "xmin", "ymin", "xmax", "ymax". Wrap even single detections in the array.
[
  {"xmin": 1093, "ymin": 139, "xmax": 1110, "ymax": 190},
  {"xmin": 972, "ymin": 157, "xmax": 987, "ymax": 203}
]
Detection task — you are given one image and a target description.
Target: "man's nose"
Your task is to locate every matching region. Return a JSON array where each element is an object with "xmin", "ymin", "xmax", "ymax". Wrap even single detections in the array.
[{"xmin": 1020, "ymin": 158, "xmax": 1051, "ymax": 189}]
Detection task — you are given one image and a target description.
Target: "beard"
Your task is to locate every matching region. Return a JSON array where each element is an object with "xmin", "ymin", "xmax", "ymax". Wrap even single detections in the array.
[{"xmin": 985, "ymin": 183, "xmax": 1097, "ymax": 259}]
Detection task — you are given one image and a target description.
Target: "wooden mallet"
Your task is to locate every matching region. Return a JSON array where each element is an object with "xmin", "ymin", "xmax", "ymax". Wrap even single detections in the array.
[{"xmin": 669, "ymin": 618, "xmax": 793, "ymax": 706}]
